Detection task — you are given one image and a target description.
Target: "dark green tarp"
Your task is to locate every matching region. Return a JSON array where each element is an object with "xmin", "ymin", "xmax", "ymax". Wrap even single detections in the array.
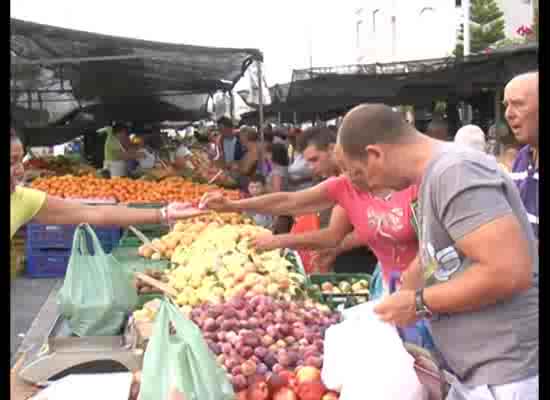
[
  {"xmin": 242, "ymin": 43, "xmax": 538, "ymax": 123},
  {"xmin": 11, "ymin": 18, "xmax": 263, "ymax": 144}
]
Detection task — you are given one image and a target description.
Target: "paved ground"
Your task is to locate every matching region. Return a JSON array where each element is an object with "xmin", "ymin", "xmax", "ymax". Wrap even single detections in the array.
[{"xmin": 11, "ymin": 277, "xmax": 61, "ymax": 365}]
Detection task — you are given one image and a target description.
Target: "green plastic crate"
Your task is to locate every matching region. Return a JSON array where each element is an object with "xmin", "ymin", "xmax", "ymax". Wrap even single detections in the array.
[{"xmin": 309, "ymin": 273, "xmax": 371, "ymax": 309}]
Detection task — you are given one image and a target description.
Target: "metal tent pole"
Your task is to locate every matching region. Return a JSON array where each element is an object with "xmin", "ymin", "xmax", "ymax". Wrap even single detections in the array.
[
  {"xmin": 463, "ymin": 0, "xmax": 471, "ymax": 57},
  {"xmin": 229, "ymin": 91, "xmax": 235, "ymax": 120},
  {"xmin": 257, "ymin": 60, "xmax": 265, "ymax": 167}
]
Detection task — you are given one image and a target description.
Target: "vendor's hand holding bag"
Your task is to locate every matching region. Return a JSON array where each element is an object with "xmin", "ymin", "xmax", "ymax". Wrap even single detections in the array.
[
  {"xmin": 57, "ymin": 224, "xmax": 138, "ymax": 336},
  {"xmin": 139, "ymin": 298, "xmax": 234, "ymax": 400}
]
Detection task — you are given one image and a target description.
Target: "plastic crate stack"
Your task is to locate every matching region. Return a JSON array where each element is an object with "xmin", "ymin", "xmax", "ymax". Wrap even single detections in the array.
[{"xmin": 25, "ymin": 223, "xmax": 121, "ymax": 278}]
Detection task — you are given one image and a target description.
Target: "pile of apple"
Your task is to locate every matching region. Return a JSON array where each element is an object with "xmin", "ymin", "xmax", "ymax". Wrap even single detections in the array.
[
  {"xmin": 188, "ymin": 295, "xmax": 341, "ymax": 397},
  {"xmin": 237, "ymin": 367, "xmax": 339, "ymax": 400}
]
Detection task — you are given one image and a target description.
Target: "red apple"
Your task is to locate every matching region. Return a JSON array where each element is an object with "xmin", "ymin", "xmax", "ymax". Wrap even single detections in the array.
[
  {"xmin": 296, "ymin": 381, "xmax": 327, "ymax": 400},
  {"xmin": 267, "ymin": 372, "xmax": 287, "ymax": 393},
  {"xmin": 247, "ymin": 380, "xmax": 270, "ymax": 400},
  {"xmin": 279, "ymin": 370, "xmax": 298, "ymax": 391},
  {"xmin": 273, "ymin": 387, "xmax": 298, "ymax": 400},
  {"xmin": 236, "ymin": 390, "xmax": 248, "ymax": 400},
  {"xmin": 295, "ymin": 366, "xmax": 321, "ymax": 385},
  {"xmin": 321, "ymin": 391, "xmax": 339, "ymax": 400}
]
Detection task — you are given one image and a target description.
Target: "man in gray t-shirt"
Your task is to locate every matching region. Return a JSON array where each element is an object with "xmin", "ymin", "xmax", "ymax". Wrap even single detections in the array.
[{"xmin": 336, "ymin": 104, "xmax": 538, "ymax": 399}]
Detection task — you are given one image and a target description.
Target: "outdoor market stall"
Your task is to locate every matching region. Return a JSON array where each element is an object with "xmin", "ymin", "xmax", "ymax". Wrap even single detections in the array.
[
  {"xmin": 11, "ymin": 18, "xmax": 450, "ymax": 400},
  {"xmin": 15, "ymin": 213, "xmax": 446, "ymax": 400}
]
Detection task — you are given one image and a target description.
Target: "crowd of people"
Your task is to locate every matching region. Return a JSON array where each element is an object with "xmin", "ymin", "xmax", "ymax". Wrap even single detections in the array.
[
  {"xmin": 11, "ymin": 68, "xmax": 538, "ymax": 399},
  {"xmin": 200, "ymin": 71, "xmax": 539, "ymax": 399}
]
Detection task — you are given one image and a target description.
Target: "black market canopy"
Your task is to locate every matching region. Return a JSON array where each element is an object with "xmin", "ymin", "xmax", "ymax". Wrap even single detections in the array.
[
  {"xmin": 11, "ymin": 18, "xmax": 263, "ymax": 145},
  {"xmin": 242, "ymin": 43, "xmax": 538, "ymax": 124}
]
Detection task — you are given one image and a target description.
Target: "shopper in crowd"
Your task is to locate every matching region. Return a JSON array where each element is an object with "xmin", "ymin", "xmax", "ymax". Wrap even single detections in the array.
[
  {"xmin": 101, "ymin": 123, "xmax": 144, "ymax": 177},
  {"xmin": 287, "ymin": 148, "xmax": 315, "ymax": 192},
  {"xmin": 425, "ymin": 118, "xmax": 449, "ymax": 140},
  {"xmin": 135, "ymin": 136, "xmax": 158, "ymax": 173},
  {"xmin": 173, "ymin": 141, "xmax": 193, "ymax": 171},
  {"xmin": 10, "ymin": 129, "xmax": 205, "ymax": 239},
  {"xmin": 498, "ymin": 142, "xmax": 521, "ymax": 173},
  {"xmin": 333, "ymin": 104, "xmax": 537, "ymax": 399},
  {"xmin": 264, "ymin": 142, "xmax": 292, "ymax": 234},
  {"xmin": 298, "ymin": 127, "xmax": 340, "ymax": 180},
  {"xmin": 265, "ymin": 142, "xmax": 289, "ymax": 194},
  {"xmin": 259, "ymin": 130, "xmax": 274, "ymax": 177},
  {"xmin": 273, "ymin": 128, "xmax": 289, "ymax": 147},
  {"xmin": 201, "ymin": 126, "xmax": 419, "ymax": 280},
  {"xmin": 505, "ymin": 71, "xmax": 539, "ymax": 240},
  {"xmin": 216, "ymin": 117, "xmax": 244, "ymax": 167},
  {"xmin": 246, "ymin": 174, "xmax": 273, "ymax": 229},
  {"xmin": 453, "ymin": 124, "xmax": 487, "ymax": 153},
  {"xmin": 235, "ymin": 127, "xmax": 260, "ymax": 193},
  {"xmin": 207, "ymin": 130, "xmax": 222, "ymax": 161}
]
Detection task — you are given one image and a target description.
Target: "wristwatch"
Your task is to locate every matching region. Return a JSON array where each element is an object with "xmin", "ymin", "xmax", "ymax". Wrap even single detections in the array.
[{"xmin": 415, "ymin": 289, "xmax": 433, "ymax": 319}]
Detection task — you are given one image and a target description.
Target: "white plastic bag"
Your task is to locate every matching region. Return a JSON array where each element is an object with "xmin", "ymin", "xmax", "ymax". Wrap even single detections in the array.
[
  {"xmin": 322, "ymin": 319, "xmax": 356, "ymax": 391},
  {"xmin": 31, "ymin": 373, "xmax": 133, "ymax": 400},
  {"xmin": 322, "ymin": 300, "xmax": 427, "ymax": 400}
]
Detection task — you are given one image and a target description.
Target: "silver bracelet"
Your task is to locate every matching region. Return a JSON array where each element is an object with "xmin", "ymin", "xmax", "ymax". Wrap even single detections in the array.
[{"xmin": 159, "ymin": 207, "xmax": 169, "ymax": 225}]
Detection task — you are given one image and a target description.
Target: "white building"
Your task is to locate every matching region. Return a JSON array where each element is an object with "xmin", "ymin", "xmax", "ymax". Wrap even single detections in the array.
[
  {"xmin": 354, "ymin": 0, "xmax": 535, "ymax": 64},
  {"xmin": 354, "ymin": 1, "xmax": 458, "ymax": 64}
]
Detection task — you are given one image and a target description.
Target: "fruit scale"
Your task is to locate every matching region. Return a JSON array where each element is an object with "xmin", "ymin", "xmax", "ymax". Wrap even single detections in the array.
[{"xmin": 18, "ymin": 313, "xmax": 143, "ymax": 386}]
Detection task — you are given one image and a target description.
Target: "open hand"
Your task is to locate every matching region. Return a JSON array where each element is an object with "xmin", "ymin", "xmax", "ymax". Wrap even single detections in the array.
[
  {"xmin": 199, "ymin": 192, "xmax": 234, "ymax": 212},
  {"xmin": 252, "ymin": 233, "xmax": 283, "ymax": 252},
  {"xmin": 373, "ymin": 289, "xmax": 418, "ymax": 327},
  {"xmin": 165, "ymin": 202, "xmax": 208, "ymax": 224},
  {"xmin": 311, "ymin": 248, "xmax": 338, "ymax": 273}
]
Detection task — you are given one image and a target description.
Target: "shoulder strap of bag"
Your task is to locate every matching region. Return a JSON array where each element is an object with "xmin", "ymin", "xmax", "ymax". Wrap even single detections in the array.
[{"xmin": 74, "ymin": 223, "xmax": 107, "ymax": 257}]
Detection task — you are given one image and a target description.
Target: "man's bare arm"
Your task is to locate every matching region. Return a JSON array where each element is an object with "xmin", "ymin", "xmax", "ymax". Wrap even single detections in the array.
[
  {"xmin": 399, "ymin": 256, "xmax": 423, "ymax": 291},
  {"xmin": 424, "ymin": 214, "xmax": 533, "ymax": 314}
]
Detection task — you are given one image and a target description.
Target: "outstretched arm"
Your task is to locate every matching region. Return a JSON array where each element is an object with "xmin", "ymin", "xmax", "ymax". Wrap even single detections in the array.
[
  {"xmin": 34, "ymin": 196, "xmax": 205, "ymax": 227},
  {"xmin": 202, "ymin": 182, "xmax": 335, "ymax": 216}
]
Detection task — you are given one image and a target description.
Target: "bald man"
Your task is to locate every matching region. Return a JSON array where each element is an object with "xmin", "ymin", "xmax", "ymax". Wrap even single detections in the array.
[
  {"xmin": 337, "ymin": 103, "xmax": 538, "ymax": 399},
  {"xmin": 454, "ymin": 124, "xmax": 487, "ymax": 152},
  {"xmin": 504, "ymin": 71, "xmax": 539, "ymax": 239}
]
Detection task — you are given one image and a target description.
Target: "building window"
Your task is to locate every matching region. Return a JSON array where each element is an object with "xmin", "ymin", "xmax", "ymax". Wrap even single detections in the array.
[
  {"xmin": 373, "ymin": 9, "xmax": 380, "ymax": 33},
  {"xmin": 420, "ymin": 7, "xmax": 435, "ymax": 15},
  {"xmin": 455, "ymin": 0, "xmax": 461, "ymax": 7}
]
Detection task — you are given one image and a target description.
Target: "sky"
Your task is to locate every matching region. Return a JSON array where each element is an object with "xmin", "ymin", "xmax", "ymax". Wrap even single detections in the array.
[{"xmin": 10, "ymin": 0, "xmax": 358, "ymax": 86}]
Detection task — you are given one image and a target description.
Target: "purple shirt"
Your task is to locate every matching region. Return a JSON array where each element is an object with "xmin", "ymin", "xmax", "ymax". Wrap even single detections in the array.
[{"xmin": 511, "ymin": 145, "xmax": 539, "ymax": 238}]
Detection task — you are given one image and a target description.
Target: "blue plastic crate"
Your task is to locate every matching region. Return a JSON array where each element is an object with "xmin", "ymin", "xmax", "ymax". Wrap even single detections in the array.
[
  {"xmin": 26, "ymin": 248, "xmax": 70, "ymax": 278},
  {"xmin": 27, "ymin": 224, "xmax": 121, "ymax": 251}
]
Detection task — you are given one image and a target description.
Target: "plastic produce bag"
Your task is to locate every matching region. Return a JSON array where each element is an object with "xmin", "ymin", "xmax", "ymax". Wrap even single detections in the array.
[
  {"xmin": 138, "ymin": 299, "xmax": 234, "ymax": 400},
  {"xmin": 57, "ymin": 224, "xmax": 138, "ymax": 336},
  {"xmin": 323, "ymin": 301, "xmax": 427, "ymax": 400},
  {"xmin": 369, "ymin": 263, "xmax": 384, "ymax": 300}
]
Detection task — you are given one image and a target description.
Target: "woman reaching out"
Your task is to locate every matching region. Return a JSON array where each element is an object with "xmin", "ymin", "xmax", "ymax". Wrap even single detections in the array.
[{"xmin": 11, "ymin": 128, "xmax": 205, "ymax": 240}]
